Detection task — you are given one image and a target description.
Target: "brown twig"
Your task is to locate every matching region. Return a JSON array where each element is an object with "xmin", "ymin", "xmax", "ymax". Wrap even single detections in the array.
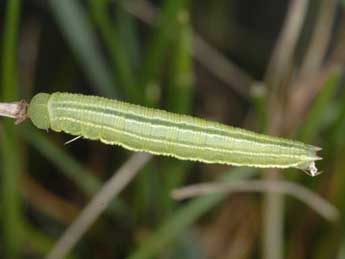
[
  {"xmin": 287, "ymin": 64, "xmax": 341, "ymax": 133},
  {"xmin": 46, "ymin": 152, "xmax": 152, "ymax": 259},
  {"xmin": 0, "ymin": 100, "xmax": 28, "ymax": 124},
  {"xmin": 172, "ymin": 180, "xmax": 339, "ymax": 222},
  {"xmin": 299, "ymin": 0, "xmax": 337, "ymax": 78},
  {"xmin": 265, "ymin": 0, "xmax": 309, "ymax": 94}
]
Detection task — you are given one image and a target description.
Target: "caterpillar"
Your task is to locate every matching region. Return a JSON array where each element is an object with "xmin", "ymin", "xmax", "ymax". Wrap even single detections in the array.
[{"xmin": 27, "ymin": 92, "xmax": 321, "ymax": 176}]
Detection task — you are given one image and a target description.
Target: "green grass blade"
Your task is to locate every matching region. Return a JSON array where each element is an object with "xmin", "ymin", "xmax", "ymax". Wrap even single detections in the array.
[
  {"xmin": 166, "ymin": 15, "xmax": 194, "ymax": 113},
  {"xmin": 89, "ymin": 0, "xmax": 136, "ymax": 100},
  {"xmin": 49, "ymin": 0, "xmax": 117, "ymax": 97},
  {"xmin": 251, "ymin": 83, "xmax": 268, "ymax": 132},
  {"xmin": 19, "ymin": 125, "xmax": 127, "ymax": 214},
  {"xmin": 115, "ymin": 3, "xmax": 141, "ymax": 73},
  {"xmin": 327, "ymin": 73, "xmax": 345, "ymax": 148},
  {"xmin": 137, "ymin": 0, "xmax": 191, "ymax": 105},
  {"xmin": 128, "ymin": 168, "xmax": 257, "ymax": 259},
  {"xmin": 1, "ymin": 0, "xmax": 23, "ymax": 257},
  {"xmin": 0, "ymin": 132, "xmax": 22, "ymax": 258},
  {"xmin": 1, "ymin": 0, "xmax": 20, "ymax": 100}
]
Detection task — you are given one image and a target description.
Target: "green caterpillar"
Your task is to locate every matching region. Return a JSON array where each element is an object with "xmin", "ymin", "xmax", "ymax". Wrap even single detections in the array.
[{"xmin": 27, "ymin": 92, "xmax": 321, "ymax": 176}]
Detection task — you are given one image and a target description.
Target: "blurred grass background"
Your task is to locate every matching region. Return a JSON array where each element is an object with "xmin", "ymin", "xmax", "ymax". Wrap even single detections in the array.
[{"xmin": 0, "ymin": 0, "xmax": 345, "ymax": 258}]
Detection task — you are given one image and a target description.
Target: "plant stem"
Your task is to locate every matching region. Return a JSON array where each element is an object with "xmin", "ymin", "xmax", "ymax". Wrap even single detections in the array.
[{"xmin": 0, "ymin": 100, "xmax": 28, "ymax": 124}]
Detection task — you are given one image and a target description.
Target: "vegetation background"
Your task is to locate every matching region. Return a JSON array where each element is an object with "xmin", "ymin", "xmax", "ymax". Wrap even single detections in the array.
[{"xmin": 0, "ymin": 0, "xmax": 345, "ymax": 258}]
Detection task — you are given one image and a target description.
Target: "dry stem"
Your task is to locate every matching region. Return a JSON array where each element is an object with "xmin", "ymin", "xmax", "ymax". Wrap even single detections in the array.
[
  {"xmin": 172, "ymin": 180, "xmax": 339, "ymax": 222},
  {"xmin": 0, "ymin": 100, "xmax": 28, "ymax": 124}
]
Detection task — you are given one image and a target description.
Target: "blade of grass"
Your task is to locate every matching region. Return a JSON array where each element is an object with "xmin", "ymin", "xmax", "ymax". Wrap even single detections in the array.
[
  {"xmin": 115, "ymin": 2, "xmax": 141, "ymax": 73},
  {"xmin": 19, "ymin": 125, "xmax": 127, "ymax": 215},
  {"xmin": 89, "ymin": 0, "xmax": 137, "ymax": 100},
  {"xmin": 1, "ymin": 0, "xmax": 23, "ymax": 258},
  {"xmin": 250, "ymin": 82, "xmax": 268, "ymax": 132},
  {"xmin": 137, "ymin": 0, "xmax": 191, "ymax": 106},
  {"xmin": 0, "ymin": 132, "xmax": 23, "ymax": 257},
  {"xmin": 49, "ymin": 0, "xmax": 117, "ymax": 97},
  {"xmin": 128, "ymin": 168, "xmax": 257, "ymax": 259},
  {"xmin": 132, "ymin": 160, "xmax": 159, "ymax": 222},
  {"xmin": 165, "ymin": 14, "xmax": 194, "ymax": 114},
  {"xmin": 325, "ymin": 75, "xmax": 345, "ymax": 208},
  {"xmin": 328, "ymin": 74, "xmax": 345, "ymax": 148},
  {"xmin": 121, "ymin": 0, "xmax": 254, "ymax": 100}
]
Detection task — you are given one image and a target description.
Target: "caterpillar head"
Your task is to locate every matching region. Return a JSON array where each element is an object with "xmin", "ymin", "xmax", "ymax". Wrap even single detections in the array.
[{"xmin": 28, "ymin": 93, "xmax": 51, "ymax": 130}]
